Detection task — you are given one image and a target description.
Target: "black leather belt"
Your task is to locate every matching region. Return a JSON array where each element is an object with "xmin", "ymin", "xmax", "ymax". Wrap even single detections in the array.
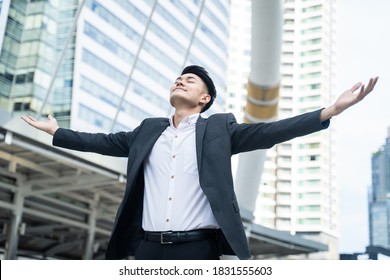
[{"xmin": 144, "ymin": 229, "xmax": 218, "ymax": 245}]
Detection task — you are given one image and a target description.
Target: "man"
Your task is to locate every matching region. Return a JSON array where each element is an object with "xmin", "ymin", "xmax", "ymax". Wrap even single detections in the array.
[{"xmin": 22, "ymin": 65, "xmax": 378, "ymax": 260}]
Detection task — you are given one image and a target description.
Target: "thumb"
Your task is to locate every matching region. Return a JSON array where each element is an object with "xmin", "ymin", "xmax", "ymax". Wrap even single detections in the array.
[
  {"xmin": 350, "ymin": 82, "xmax": 362, "ymax": 93},
  {"xmin": 47, "ymin": 115, "xmax": 56, "ymax": 122}
]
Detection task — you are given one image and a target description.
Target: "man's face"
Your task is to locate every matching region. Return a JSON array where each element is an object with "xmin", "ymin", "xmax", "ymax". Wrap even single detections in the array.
[{"xmin": 169, "ymin": 73, "xmax": 210, "ymax": 110}]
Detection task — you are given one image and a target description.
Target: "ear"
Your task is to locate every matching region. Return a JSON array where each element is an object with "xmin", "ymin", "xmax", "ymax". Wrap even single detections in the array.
[{"xmin": 199, "ymin": 94, "xmax": 211, "ymax": 106}]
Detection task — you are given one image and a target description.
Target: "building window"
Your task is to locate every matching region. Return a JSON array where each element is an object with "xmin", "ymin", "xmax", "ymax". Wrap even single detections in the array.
[
  {"xmin": 64, "ymin": 79, "xmax": 73, "ymax": 88},
  {"xmin": 13, "ymin": 102, "xmax": 31, "ymax": 111},
  {"xmin": 298, "ymin": 205, "xmax": 321, "ymax": 212},
  {"xmin": 297, "ymin": 218, "xmax": 321, "ymax": 225}
]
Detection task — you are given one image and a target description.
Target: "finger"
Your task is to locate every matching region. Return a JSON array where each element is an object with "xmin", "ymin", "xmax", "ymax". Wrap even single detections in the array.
[
  {"xmin": 369, "ymin": 76, "xmax": 378, "ymax": 87},
  {"xmin": 370, "ymin": 76, "xmax": 379, "ymax": 90},
  {"xmin": 358, "ymin": 85, "xmax": 365, "ymax": 98},
  {"xmin": 48, "ymin": 115, "xmax": 58, "ymax": 124},
  {"xmin": 27, "ymin": 116, "xmax": 37, "ymax": 122},
  {"xmin": 20, "ymin": 116, "xmax": 28, "ymax": 123},
  {"xmin": 365, "ymin": 78, "xmax": 375, "ymax": 91},
  {"xmin": 350, "ymin": 82, "xmax": 362, "ymax": 93},
  {"xmin": 364, "ymin": 76, "xmax": 379, "ymax": 93},
  {"xmin": 21, "ymin": 116, "xmax": 36, "ymax": 123}
]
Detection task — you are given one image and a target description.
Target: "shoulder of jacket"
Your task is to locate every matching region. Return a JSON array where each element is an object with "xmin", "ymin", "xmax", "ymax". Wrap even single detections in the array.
[
  {"xmin": 141, "ymin": 117, "xmax": 169, "ymax": 124},
  {"xmin": 207, "ymin": 113, "xmax": 236, "ymax": 124},
  {"xmin": 207, "ymin": 113, "xmax": 233, "ymax": 120}
]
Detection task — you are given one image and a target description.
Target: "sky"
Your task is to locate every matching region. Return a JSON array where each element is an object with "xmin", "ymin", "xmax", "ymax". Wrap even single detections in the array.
[{"xmin": 337, "ymin": 0, "xmax": 390, "ymax": 253}]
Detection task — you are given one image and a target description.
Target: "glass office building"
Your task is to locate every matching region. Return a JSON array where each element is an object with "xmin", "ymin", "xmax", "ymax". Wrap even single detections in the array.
[
  {"xmin": 0, "ymin": 0, "xmax": 230, "ymax": 132},
  {"xmin": 0, "ymin": 0, "xmax": 79, "ymax": 126},
  {"xmin": 369, "ymin": 128, "xmax": 390, "ymax": 249}
]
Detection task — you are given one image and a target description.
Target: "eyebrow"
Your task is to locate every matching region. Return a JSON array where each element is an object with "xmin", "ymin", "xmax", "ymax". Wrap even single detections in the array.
[{"xmin": 175, "ymin": 75, "xmax": 197, "ymax": 82}]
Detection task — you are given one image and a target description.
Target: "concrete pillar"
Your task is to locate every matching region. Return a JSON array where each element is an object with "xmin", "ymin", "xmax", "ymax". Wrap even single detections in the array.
[
  {"xmin": 3, "ymin": 182, "xmax": 26, "ymax": 259},
  {"xmin": 234, "ymin": 0, "xmax": 282, "ymax": 218},
  {"xmin": 82, "ymin": 194, "xmax": 99, "ymax": 259}
]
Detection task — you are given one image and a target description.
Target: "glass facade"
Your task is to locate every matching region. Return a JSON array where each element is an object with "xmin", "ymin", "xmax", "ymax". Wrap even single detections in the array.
[
  {"xmin": 72, "ymin": 0, "xmax": 229, "ymax": 132},
  {"xmin": 0, "ymin": 0, "xmax": 230, "ymax": 132},
  {"xmin": 0, "ymin": 0, "xmax": 78, "ymax": 127},
  {"xmin": 369, "ymin": 130, "xmax": 390, "ymax": 249}
]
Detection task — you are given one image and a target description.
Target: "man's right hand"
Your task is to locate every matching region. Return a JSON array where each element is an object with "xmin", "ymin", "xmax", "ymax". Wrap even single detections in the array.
[{"xmin": 21, "ymin": 115, "xmax": 59, "ymax": 136}]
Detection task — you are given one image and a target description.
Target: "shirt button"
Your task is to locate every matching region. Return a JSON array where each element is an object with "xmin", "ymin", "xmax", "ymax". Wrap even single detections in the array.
[
  {"xmin": 172, "ymin": 155, "xmax": 176, "ymax": 159},
  {"xmin": 169, "ymin": 197, "xmax": 172, "ymax": 201},
  {"xmin": 171, "ymin": 175, "xmax": 174, "ymax": 179},
  {"xmin": 166, "ymin": 219, "xmax": 169, "ymax": 222}
]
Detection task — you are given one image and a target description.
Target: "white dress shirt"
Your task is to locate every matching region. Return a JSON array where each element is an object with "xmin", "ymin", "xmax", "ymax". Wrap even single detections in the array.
[{"xmin": 142, "ymin": 113, "xmax": 219, "ymax": 231}]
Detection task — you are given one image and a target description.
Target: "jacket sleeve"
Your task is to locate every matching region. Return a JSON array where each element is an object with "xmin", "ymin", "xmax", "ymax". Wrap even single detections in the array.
[
  {"xmin": 52, "ymin": 127, "xmax": 137, "ymax": 157},
  {"xmin": 230, "ymin": 108, "xmax": 330, "ymax": 154}
]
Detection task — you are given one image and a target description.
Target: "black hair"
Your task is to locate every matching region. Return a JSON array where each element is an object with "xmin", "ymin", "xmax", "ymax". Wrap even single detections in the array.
[{"xmin": 181, "ymin": 65, "xmax": 217, "ymax": 112}]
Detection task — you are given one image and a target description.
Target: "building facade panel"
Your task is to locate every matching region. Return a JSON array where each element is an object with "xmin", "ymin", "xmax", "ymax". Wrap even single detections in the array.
[{"xmin": 369, "ymin": 128, "xmax": 390, "ymax": 249}]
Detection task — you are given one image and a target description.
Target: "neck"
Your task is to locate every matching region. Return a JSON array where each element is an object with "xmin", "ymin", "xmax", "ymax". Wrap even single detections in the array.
[{"xmin": 172, "ymin": 109, "xmax": 199, "ymax": 127}]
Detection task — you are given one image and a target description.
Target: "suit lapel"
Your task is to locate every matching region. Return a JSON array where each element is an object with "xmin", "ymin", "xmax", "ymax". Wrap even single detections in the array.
[
  {"xmin": 140, "ymin": 119, "xmax": 170, "ymax": 154},
  {"xmin": 195, "ymin": 116, "xmax": 207, "ymax": 173},
  {"xmin": 128, "ymin": 118, "xmax": 169, "ymax": 169}
]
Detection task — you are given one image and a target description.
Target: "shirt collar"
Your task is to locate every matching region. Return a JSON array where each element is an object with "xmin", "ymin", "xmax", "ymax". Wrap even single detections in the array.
[{"xmin": 169, "ymin": 113, "xmax": 200, "ymax": 128}]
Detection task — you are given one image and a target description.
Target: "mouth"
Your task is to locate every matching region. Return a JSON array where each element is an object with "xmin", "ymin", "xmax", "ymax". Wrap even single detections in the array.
[{"xmin": 173, "ymin": 87, "xmax": 186, "ymax": 92}]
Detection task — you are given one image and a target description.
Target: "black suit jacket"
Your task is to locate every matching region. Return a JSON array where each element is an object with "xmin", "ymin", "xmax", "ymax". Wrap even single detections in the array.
[{"xmin": 53, "ymin": 109, "xmax": 329, "ymax": 259}]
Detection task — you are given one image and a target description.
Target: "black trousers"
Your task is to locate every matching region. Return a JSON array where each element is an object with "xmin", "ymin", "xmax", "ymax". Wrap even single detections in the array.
[{"xmin": 134, "ymin": 238, "xmax": 220, "ymax": 260}]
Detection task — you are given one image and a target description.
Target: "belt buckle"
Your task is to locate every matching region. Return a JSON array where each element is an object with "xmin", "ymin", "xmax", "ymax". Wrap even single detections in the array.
[{"xmin": 161, "ymin": 231, "xmax": 173, "ymax": 245}]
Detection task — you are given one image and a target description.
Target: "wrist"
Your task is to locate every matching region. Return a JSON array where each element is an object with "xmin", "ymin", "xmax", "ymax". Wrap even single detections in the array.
[
  {"xmin": 320, "ymin": 105, "xmax": 337, "ymax": 122},
  {"xmin": 49, "ymin": 126, "xmax": 59, "ymax": 136}
]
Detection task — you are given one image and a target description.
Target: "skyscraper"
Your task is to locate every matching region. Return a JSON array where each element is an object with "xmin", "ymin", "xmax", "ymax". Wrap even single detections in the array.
[
  {"xmin": 369, "ymin": 127, "xmax": 390, "ymax": 249},
  {"xmin": 0, "ymin": 0, "xmax": 78, "ymax": 125},
  {"xmin": 0, "ymin": 0, "xmax": 231, "ymax": 260},
  {"xmin": 0, "ymin": 0, "xmax": 230, "ymax": 132},
  {"xmin": 275, "ymin": 0, "xmax": 339, "ymax": 260}
]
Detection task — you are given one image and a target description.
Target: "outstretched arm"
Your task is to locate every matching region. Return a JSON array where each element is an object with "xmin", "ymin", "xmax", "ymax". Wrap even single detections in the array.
[
  {"xmin": 21, "ymin": 115, "xmax": 59, "ymax": 136},
  {"xmin": 320, "ymin": 77, "xmax": 379, "ymax": 122},
  {"xmin": 21, "ymin": 114, "xmax": 132, "ymax": 156}
]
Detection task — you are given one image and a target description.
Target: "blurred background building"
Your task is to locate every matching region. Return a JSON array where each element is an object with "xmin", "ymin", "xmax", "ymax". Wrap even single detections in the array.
[
  {"xmin": 369, "ymin": 127, "xmax": 390, "ymax": 250},
  {"xmin": 340, "ymin": 129, "xmax": 390, "ymax": 260},
  {"xmin": 0, "ymin": 0, "xmax": 232, "ymax": 259},
  {"xmin": 0, "ymin": 0, "xmax": 229, "ymax": 132}
]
